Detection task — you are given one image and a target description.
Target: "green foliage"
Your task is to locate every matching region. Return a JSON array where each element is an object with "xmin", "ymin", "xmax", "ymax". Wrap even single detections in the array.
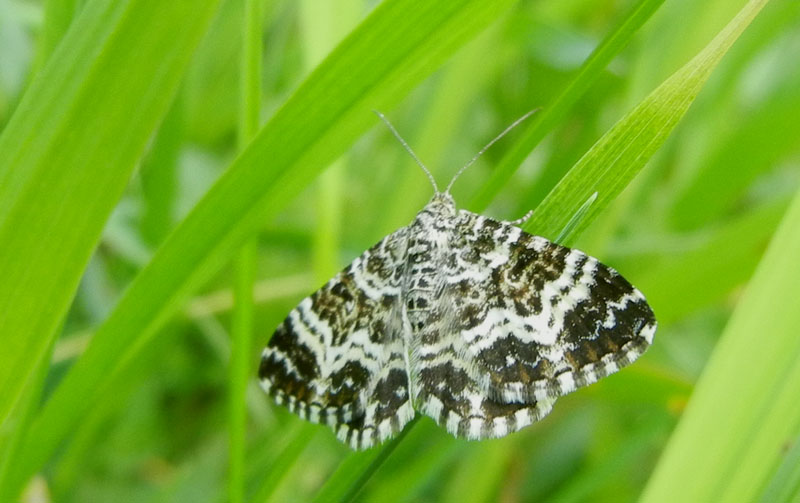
[
  {"xmin": 642, "ymin": 123, "xmax": 800, "ymax": 500},
  {"xmin": 0, "ymin": 0, "xmax": 798, "ymax": 501}
]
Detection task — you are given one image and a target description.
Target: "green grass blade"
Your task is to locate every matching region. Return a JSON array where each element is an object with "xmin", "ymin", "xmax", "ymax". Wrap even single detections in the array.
[
  {"xmin": 248, "ymin": 424, "xmax": 317, "ymax": 502},
  {"xmin": 301, "ymin": 0, "xmax": 359, "ymax": 283},
  {"xmin": 670, "ymin": 75, "xmax": 800, "ymax": 230},
  {"xmin": 467, "ymin": 0, "xmax": 665, "ymax": 212},
  {"xmin": 228, "ymin": 1, "xmax": 262, "ymax": 501},
  {"xmin": 140, "ymin": 94, "xmax": 183, "ymax": 246},
  {"xmin": 238, "ymin": 0, "xmax": 263, "ymax": 151},
  {"xmin": 360, "ymin": 422, "xmax": 460, "ymax": 502},
  {"xmin": 523, "ymin": 0, "xmax": 770, "ymax": 244},
  {"xmin": 0, "ymin": 335, "xmax": 53, "ymax": 502},
  {"xmin": 442, "ymin": 439, "xmax": 515, "ymax": 503},
  {"xmin": 229, "ymin": 241, "xmax": 257, "ymax": 503},
  {"xmin": 229, "ymin": 91, "xmax": 255, "ymax": 503},
  {"xmin": 633, "ymin": 199, "xmax": 788, "ymax": 324},
  {"xmin": 0, "ymin": 0, "xmax": 222, "ymax": 457},
  {"xmin": 312, "ymin": 450, "xmax": 384, "ymax": 503},
  {"xmin": 313, "ymin": 417, "xmax": 420, "ymax": 503},
  {"xmin": 12, "ymin": 0, "xmax": 519, "ymax": 491},
  {"xmin": 759, "ymin": 435, "xmax": 800, "ymax": 503},
  {"xmin": 34, "ymin": 0, "xmax": 81, "ymax": 72},
  {"xmin": 547, "ymin": 413, "xmax": 669, "ymax": 503},
  {"xmin": 641, "ymin": 160, "xmax": 800, "ymax": 502}
]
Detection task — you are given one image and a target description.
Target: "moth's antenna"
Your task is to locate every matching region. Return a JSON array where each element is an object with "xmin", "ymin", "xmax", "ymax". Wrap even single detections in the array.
[
  {"xmin": 445, "ymin": 108, "xmax": 539, "ymax": 194},
  {"xmin": 373, "ymin": 110, "xmax": 439, "ymax": 193}
]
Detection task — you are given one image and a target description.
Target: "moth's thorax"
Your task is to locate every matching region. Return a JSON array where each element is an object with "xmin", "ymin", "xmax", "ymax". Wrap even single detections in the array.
[
  {"xmin": 406, "ymin": 192, "xmax": 458, "ymax": 273},
  {"xmin": 412, "ymin": 192, "xmax": 457, "ymax": 231},
  {"xmin": 403, "ymin": 193, "xmax": 457, "ymax": 359}
]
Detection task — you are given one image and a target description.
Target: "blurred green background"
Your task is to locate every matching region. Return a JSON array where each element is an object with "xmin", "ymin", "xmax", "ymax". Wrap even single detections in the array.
[{"xmin": 1, "ymin": 0, "xmax": 799, "ymax": 501}]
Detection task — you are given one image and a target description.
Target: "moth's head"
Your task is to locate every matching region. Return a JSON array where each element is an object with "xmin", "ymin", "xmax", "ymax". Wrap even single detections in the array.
[{"xmin": 423, "ymin": 192, "xmax": 457, "ymax": 218}]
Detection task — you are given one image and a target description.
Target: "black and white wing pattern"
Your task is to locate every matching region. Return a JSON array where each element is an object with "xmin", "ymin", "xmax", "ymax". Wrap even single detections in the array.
[
  {"xmin": 258, "ymin": 228, "xmax": 414, "ymax": 449},
  {"xmin": 414, "ymin": 351, "xmax": 556, "ymax": 441},
  {"xmin": 260, "ymin": 113, "xmax": 659, "ymax": 447},
  {"xmin": 414, "ymin": 210, "xmax": 655, "ymax": 440}
]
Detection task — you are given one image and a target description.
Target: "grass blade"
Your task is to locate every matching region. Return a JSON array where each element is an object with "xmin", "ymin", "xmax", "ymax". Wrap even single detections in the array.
[
  {"xmin": 34, "ymin": 0, "xmax": 81, "ymax": 72},
  {"xmin": 301, "ymin": 0, "xmax": 359, "ymax": 283},
  {"xmin": 229, "ymin": 241, "xmax": 256, "ymax": 503},
  {"xmin": 442, "ymin": 439, "xmax": 515, "ymax": 503},
  {"xmin": 359, "ymin": 422, "xmax": 460, "ymax": 502},
  {"xmin": 759, "ymin": 435, "xmax": 800, "ymax": 503},
  {"xmin": 0, "ymin": 335, "xmax": 53, "ymax": 502},
  {"xmin": 467, "ymin": 0, "xmax": 666, "ymax": 212},
  {"xmin": 248, "ymin": 424, "xmax": 317, "ymax": 502},
  {"xmin": 641, "ymin": 155, "xmax": 800, "ymax": 502},
  {"xmin": 670, "ymin": 73, "xmax": 800, "ymax": 230},
  {"xmin": 633, "ymin": 198, "xmax": 788, "ymax": 324},
  {"xmin": 524, "ymin": 0, "xmax": 770, "ymax": 244},
  {"xmin": 228, "ymin": 0, "xmax": 262, "ymax": 501},
  {"xmin": 313, "ymin": 417, "xmax": 420, "ymax": 503},
  {"xmin": 0, "ymin": 0, "xmax": 222, "ymax": 462}
]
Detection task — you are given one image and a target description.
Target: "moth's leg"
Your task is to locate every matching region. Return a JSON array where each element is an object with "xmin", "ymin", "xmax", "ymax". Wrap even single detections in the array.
[{"xmin": 509, "ymin": 209, "xmax": 533, "ymax": 226}]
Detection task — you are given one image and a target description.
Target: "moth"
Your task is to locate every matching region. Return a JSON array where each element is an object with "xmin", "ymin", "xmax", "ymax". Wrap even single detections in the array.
[{"xmin": 258, "ymin": 112, "xmax": 656, "ymax": 449}]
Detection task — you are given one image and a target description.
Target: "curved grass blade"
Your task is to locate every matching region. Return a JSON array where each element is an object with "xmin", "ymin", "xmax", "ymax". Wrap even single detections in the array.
[
  {"xmin": 10, "ymin": 0, "xmax": 520, "ymax": 494},
  {"xmin": 34, "ymin": 0, "xmax": 82, "ymax": 72},
  {"xmin": 524, "ymin": 0, "xmax": 770, "ymax": 244},
  {"xmin": 0, "ymin": 335, "xmax": 53, "ymax": 503},
  {"xmin": 467, "ymin": 0, "xmax": 666, "ymax": 213},
  {"xmin": 670, "ymin": 70, "xmax": 800, "ymax": 230},
  {"xmin": 641, "ymin": 149, "xmax": 800, "ymax": 502},
  {"xmin": 359, "ymin": 423, "xmax": 461, "ymax": 502},
  {"xmin": 759, "ymin": 436, "xmax": 800, "ymax": 503},
  {"xmin": 441, "ymin": 439, "xmax": 516, "ymax": 503},
  {"xmin": 0, "ymin": 0, "xmax": 222, "ymax": 465},
  {"xmin": 634, "ymin": 198, "xmax": 788, "ymax": 324},
  {"xmin": 248, "ymin": 423, "xmax": 317, "ymax": 502},
  {"xmin": 313, "ymin": 417, "xmax": 421, "ymax": 503}
]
